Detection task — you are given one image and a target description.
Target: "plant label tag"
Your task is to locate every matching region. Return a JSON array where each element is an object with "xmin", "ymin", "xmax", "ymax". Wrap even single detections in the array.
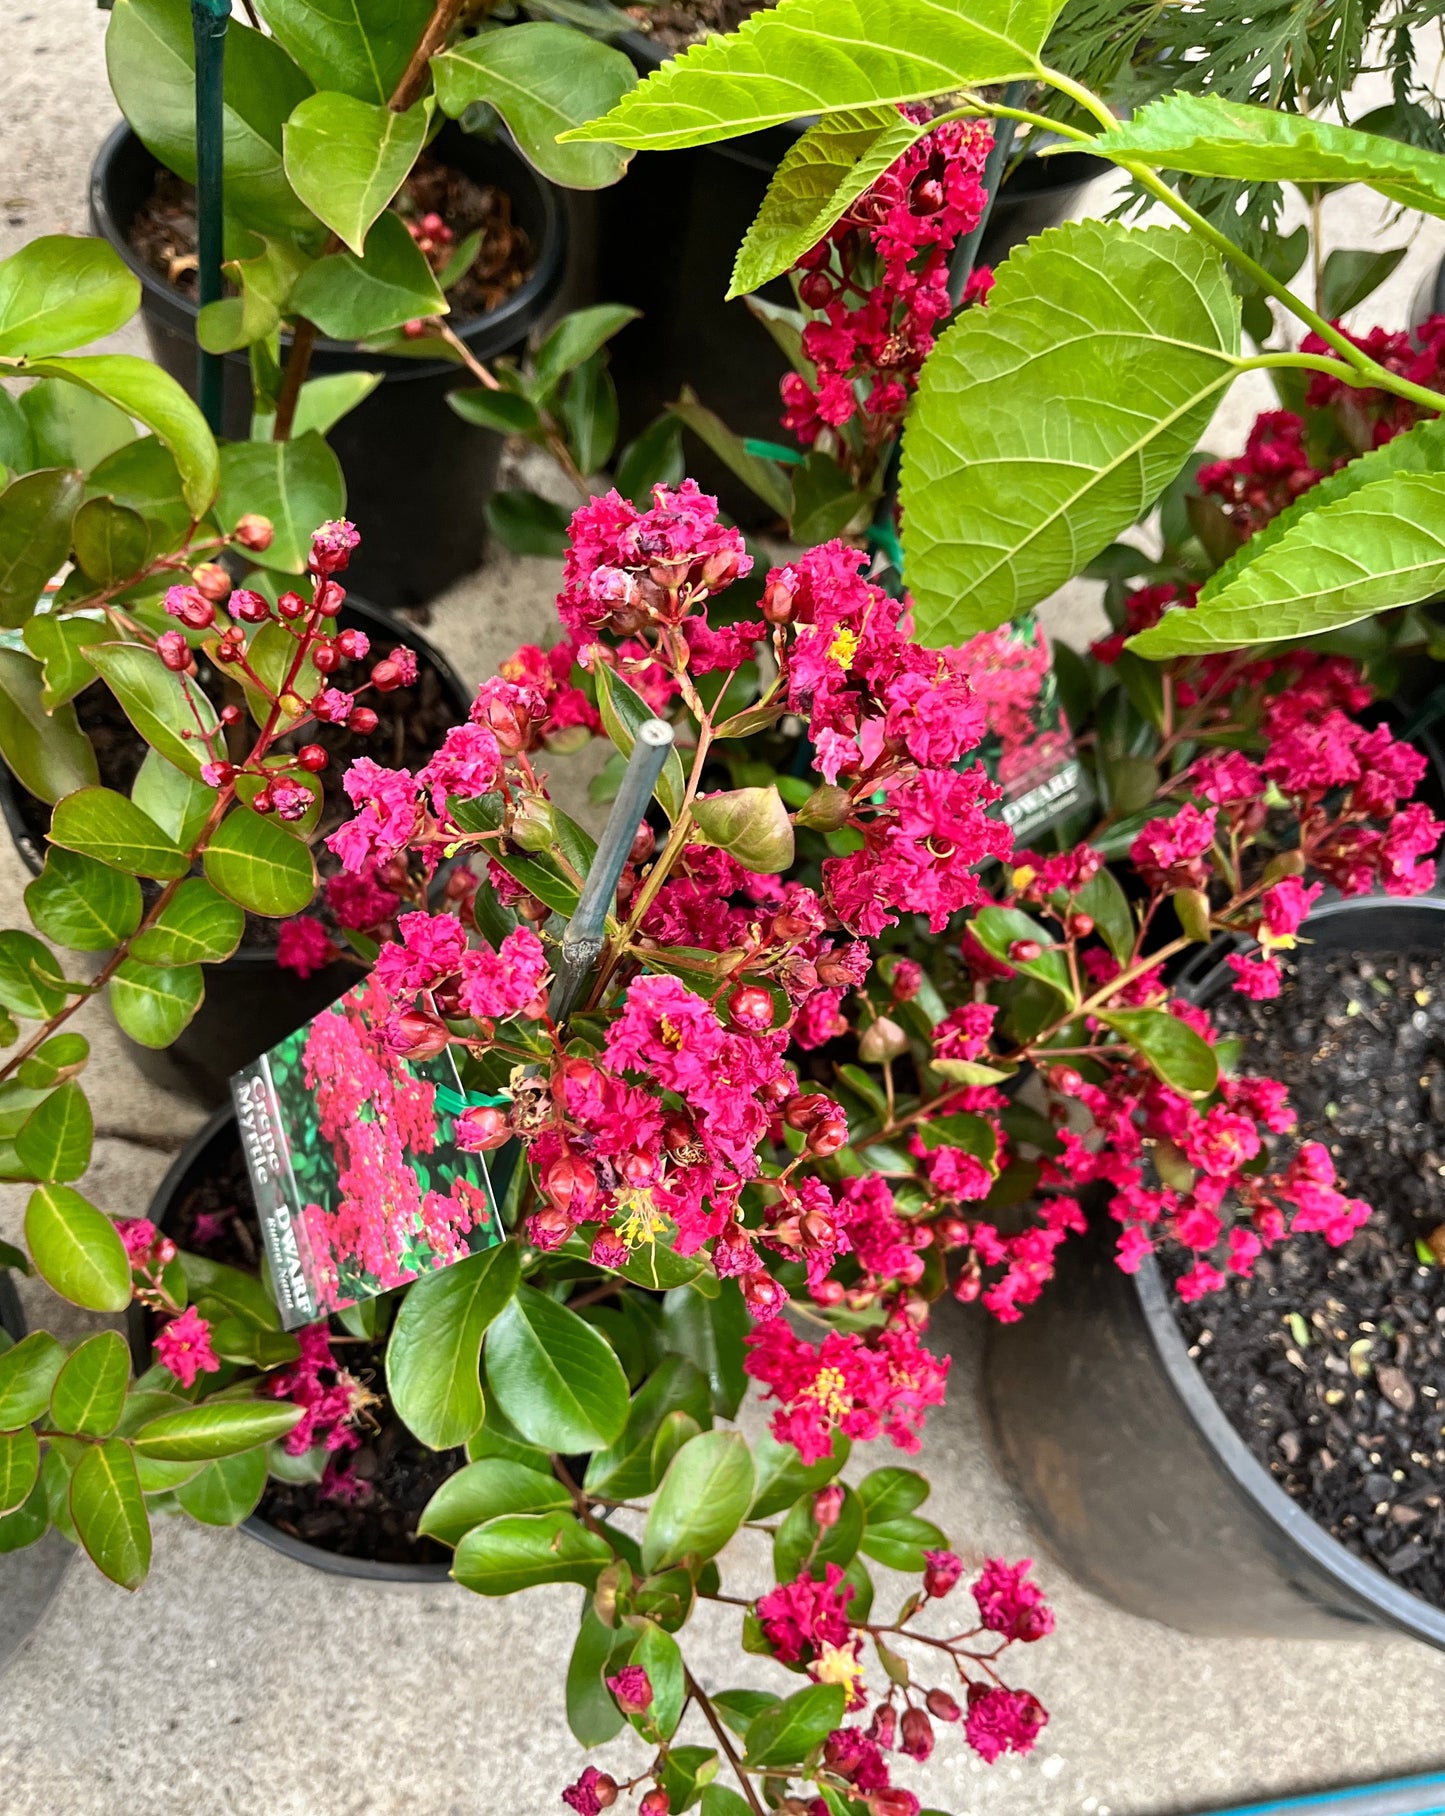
[
  {"xmin": 231, "ymin": 973, "xmax": 504, "ymax": 1330},
  {"xmin": 963, "ymin": 611, "xmax": 1091, "ymax": 844}
]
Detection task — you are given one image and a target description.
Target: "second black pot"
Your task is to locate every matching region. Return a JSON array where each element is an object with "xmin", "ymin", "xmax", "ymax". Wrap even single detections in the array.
[
  {"xmin": 0, "ymin": 596, "xmax": 473, "ymax": 1108},
  {"xmin": 0, "ymin": 1274, "xmax": 76, "ymax": 1672},
  {"xmin": 90, "ymin": 122, "xmax": 567, "ymax": 607},
  {"xmin": 984, "ymin": 892, "xmax": 1445, "ymax": 1647}
]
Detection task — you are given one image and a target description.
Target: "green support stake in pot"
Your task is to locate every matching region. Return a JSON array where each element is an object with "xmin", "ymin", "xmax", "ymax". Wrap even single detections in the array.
[{"xmin": 191, "ymin": 0, "xmax": 231, "ymax": 434}]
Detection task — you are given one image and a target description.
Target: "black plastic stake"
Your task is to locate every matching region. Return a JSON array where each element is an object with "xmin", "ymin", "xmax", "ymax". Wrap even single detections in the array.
[
  {"xmin": 947, "ymin": 79, "xmax": 1028, "ymax": 310},
  {"xmin": 191, "ymin": 0, "xmax": 231, "ymax": 434}
]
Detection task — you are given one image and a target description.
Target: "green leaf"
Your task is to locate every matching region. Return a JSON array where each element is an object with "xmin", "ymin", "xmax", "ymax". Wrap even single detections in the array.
[
  {"xmin": 174, "ymin": 1447, "xmax": 269, "ymax": 1525},
  {"xmin": 214, "ymin": 431, "xmax": 345, "ymax": 574},
  {"xmin": 198, "ymin": 233, "xmax": 311, "ymax": 355},
  {"xmin": 283, "ymin": 92, "xmax": 432, "ymax": 255},
  {"xmin": 82, "ymin": 642, "xmax": 219, "ymax": 780},
  {"xmin": 23, "ymin": 612, "xmax": 101, "ymax": 711},
  {"xmin": 432, "ymin": 25, "xmax": 638, "ymax": 189},
  {"xmin": 447, "ymin": 388, "xmax": 543, "ymax": 436},
  {"xmin": 108, "ymin": 961, "xmax": 204, "ymax": 1048},
  {"xmin": 709, "ymin": 1690, "xmax": 779, "ymax": 1738},
  {"xmin": 484, "ymin": 489, "xmax": 570, "ymax": 557},
  {"xmin": 203, "ymin": 805, "xmax": 317, "ymax": 915},
  {"xmin": 0, "ymin": 235, "xmax": 139, "ymax": 358},
  {"xmin": 71, "ymin": 497, "xmax": 150, "ymax": 588},
  {"xmin": 564, "ymin": 0, "xmax": 1068, "ymax": 148},
  {"xmin": 630, "ymin": 1621, "xmax": 686, "ymax": 1739},
  {"xmin": 69, "ymin": 1437, "xmax": 151, "ymax": 1589},
  {"xmin": 17, "ymin": 1033, "xmax": 90, "ymax": 1092},
  {"xmin": 253, "ymin": 0, "xmax": 432, "ymax": 103},
  {"xmin": 1129, "ymin": 471, "xmax": 1445, "ymax": 657},
  {"xmin": 743, "ymin": 1683, "xmax": 847, "ymax": 1769},
  {"xmin": 0, "ymin": 1331, "xmax": 66, "ymax": 1429},
  {"xmin": 773, "ymin": 1484, "xmax": 864, "ymax": 1580},
  {"xmin": 790, "ymin": 451, "xmax": 872, "ymax": 545},
  {"xmin": 48, "ymin": 1330, "xmax": 130, "ymax": 1438},
  {"xmin": 289, "ymin": 210, "xmax": 446, "ymax": 341},
  {"xmin": 132, "ymin": 1398, "xmax": 303, "ymax": 1460},
  {"xmin": 22, "ymin": 355, "xmax": 220, "ymax": 516},
  {"xmin": 670, "ymin": 388, "xmax": 792, "ymax": 518},
  {"xmin": 559, "ymin": 353, "xmax": 619, "ymax": 478},
  {"xmin": 692, "ymin": 784, "xmax": 795, "ymax": 872},
  {"xmin": 661, "ymin": 1280, "xmax": 750, "ymax": 1419},
  {"xmin": 592, "ymin": 662, "xmax": 686, "ymax": 819},
  {"xmin": 0, "ymin": 649, "xmax": 99, "ymax": 803},
  {"xmin": 855, "ymin": 1465, "xmax": 928, "ymax": 1525},
  {"xmin": 106, "ymin": 0, "xmax": 315, "ymax": 236},
  {"xmin": 616, "ymin": 414, "xmax": 685, "ymax": 506},
  {"xmin": 15, "ymin": 1081, "xmax": 93, "ymax": 1183},
  {"xmin": 130, "ymin": 878, "xmax": 244, "ymax": 966},
  {"xmin": 418, "ymin": 1458, "xmax": 569, "ymax": 1547},
  {"xmin": 859, "ymin": 1512, "xmax": 947, "ymax": 1571},
  {"xmin": 659, "ymin": 1745, "xmax": 717, "ymax": 1810},
  {"xmin": 901, "ymin": 220, "xmax": 1240, "ymax": 641},
  {"xmin": 24, "ymin": 1185, "xmax": 131, "ymax": 1311},
  {"xmin": 0, "ymin": 389, "xmax": 32, "ymax": 471},
  {"xmin": 533, "ymin": 304, "xmax": 641, "ymax": 399},
  {"xmin": 1090, "ymin": 94, "xmax": 1445, "ymax": 222},
  {"xmin": 176, "ymin": 1250, "xmax": 280, "ymax": 1330},
  {"xmin": 701, "ymin": 1789, "xmax": 754, "ymax": 1816},
  {"xmin": 749, "ymin": 1426, "xmax": 850, "ymax": 1520},
  {"xmin": 275, "ymin": 369, "xmax": 384, "ymax": 439},
  {"xmin": 1074, "ymin": 865, "xmax": 1134, "ymax": 965},
  {"xmin": 486, "ymin": 1285, "xmax": 630, "ymax": 1454},
  {"xmin": 1101, "ymin": 1007, "xmax": 1219, "ymax": 1096},
  {"xmin": 131, "ymin": 748, "xmax": 214, "ymax": 848},
  {"xmin": 0, "ymin": 467, "xmax": 85, "ymax": 629},
  {"xmin": 567, "ymin": 1604, "xmax": 627, "ymax": 1747},
  {"xmin": 389, "ymin": 1243, "xmax": 521, "ymax": 1449},
  {"xmin": 642, "ymin": 1429, "xmax": 755, "ymax": 1573},
  {"xmin": 970, "ymin": 905, "xmax": 1074, "ymax": 1000},
  {"xmin": 1320, "ymin": 246, "xmax": 1408, "ymax": 320},
  {"xmin": 452, "ymin": 1510, "xmax": 614, "ymax": 1595},
  {"xmin": 584, "ymin": 1353, "xmax": 712, "ymax": 1501},
  {"xmin": 19, "ymin": 381, "xmax": 133, "ymax": 474},
  {"xmin": 87, "ymin": 435, "xmax": 193, "ymax": 555},
  {"xmin": 0, "ymin": 1426, "xmax": 40, "ymax": 1516},
  {"xmin": 730, "ymin": 107, "xmax": 928, "ymax": 298},
  {"xmin": 0, "ymin": 930, "xmax": 67, "ymax": 1020}
]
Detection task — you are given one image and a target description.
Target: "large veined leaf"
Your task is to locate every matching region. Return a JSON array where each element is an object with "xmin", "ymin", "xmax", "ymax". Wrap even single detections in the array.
[
  {"xmin": 49, "ymin": 788, "xmax": 189, "ymax": 880},
  {"xmin": 1090, "ymin": 94, "xmax": 1445, "ymax": 221},
  {"xmin": 900, "ymin": 221, "xmax": 1241, "ymax": 642},
  {"xmin": 83, "ymin": 642, "xmax": 219, "ymax": 780},
  {"xmin": 387, "ymin": 1243, "xmax": 521, "ymax": 1450},
  {"xmin": 203, "ymin": 805, "xmax": 317, "ymax": 915},
  {"xmin": 69, "ymin": 1438, "xmax": 151, "ymax": 1589},
  {"xmin": 131, "ymin": 1399, "xmax": 303, "ymax": 1460},
  {"xmin": 24, "ymin": 1185, "xmax": 132, "ymax": 1312},
  {"xmin": 730, "ymin": 108, "xmax": 930, "ymax": 298},
  {"xmin": 641, "ymin": 1429, "xmax": 755, "ymax": 1572},
  {"xmin": 417, "ymin": 1458, "xmax": 570, "ymax": 1547},
  {"xmin": 288, "ymin": 211, "xmax": 445, "ymax": 343},
  {"xmin": 564, "ymin": 0, "xmax": 1068, "ymax": 150},
  {"xmin": 48, "ymin": 1330, "xmax": 130, "ymax": 1438},
  {"xmin": 0, "ymin": 649, "xmax": 99, "ymax": 804},
  {"xmin": 283, "ymin": 92, "xmax": 432, "ymax": 255},
  {"xmin": 213, "ymin": 432, "xmax": 344, "ymax": 574},
  {"xmin": 485, "ymin": 1285, "xmax": 629, "ymax": 1454},
  {"xmin": 106, "ymin": 0, "xmax": 316, "ymax": 237},
  {"xmin": 109, "ymin": 959, "xmax": 205, "ymax": 1048},
  {"xmin": 452, "ymin": 1510, "xmax": 614, "ymax": 1595},
  {"xmin": 1131, "ymin": 470, "xmax": 1445, "ymax": 657},
  {"xmin": 253, "ymin": 0, "xmax": 432, "ymax": 103},
  {"xmin": 0, "ymin": 237, "xmax": 139, "ymax": 359},
  {"xmin": 0, "ymin": 468, "xmax": 85, "ymax": 630},
  {"xmin": 432, "ymin": 25, "xmax": 637, "ymax": 190}
]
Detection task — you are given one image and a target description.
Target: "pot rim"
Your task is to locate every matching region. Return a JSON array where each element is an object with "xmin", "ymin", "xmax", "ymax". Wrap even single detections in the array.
[
  {"xmin": 89, "ymin": 120, "xmax": 566, "ymax": 376},
  {"xmin": 136, "ymin": 1103, "xmax": 455, "ymax": 1584},
  {"xmin": 1134, "ymin": 890, "xmax": 1445, "ymax": 1647}
]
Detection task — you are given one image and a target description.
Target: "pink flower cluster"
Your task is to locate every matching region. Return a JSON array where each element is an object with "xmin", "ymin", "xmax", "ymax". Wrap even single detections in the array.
[
  {"xmin": 153, "ymin": 1305, "xmax": 219, "ymax": 1388},
  {"xmin": 743, "ymin": 1315, "xmax": 948, "ymax": 1463},
  {"xmin": 263, "ymin": 1325, "xmax": 370, "ymax": 1456}
]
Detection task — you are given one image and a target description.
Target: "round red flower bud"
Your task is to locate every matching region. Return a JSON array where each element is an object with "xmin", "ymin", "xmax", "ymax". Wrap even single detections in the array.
[
  {"xmin": 815, "ymin": 953, "xmax": 858, "ymax": 987},
  {"xmin": 337, "ymin": 626, "xmax": 369, "ymax": 660},
  {"xmin": 312, "ymin": 642, "xmax": 342, "ymax": 674},
  {"xmin": 233, "ymin": 512, "xmax": 274, "ymax": 551},
  {"xmin": 728, "ymin": 984, "xmax": 775, "ymax": 1031},
  {"xmin": 313, "ymin": 580, "xmax": 346, "ymax": 616},
  {"xmin": 346, "ymin": 706, "xmax": 378, "ymax": 735},
  {"xmin": 214, "ymin": 641, "xmax": 239, "ymax": 664},
  {"xmin": 935, "ymin": 1215, "xmax": 971, "ymax": 1249},
  {"xmin": 627, "ymin": 821, "xmax": 656, "ymax": 865},
  {"xmin": 219, "ymin": 703, "xmax": 243, "ymax": 727},
  {"xmin": 296, "ymin": 744, "xmax": 328, "ymax": 773},
  {"xmin": 761, "ymin": 577, "xmax": 796, "ymax": 625},
  {"xmin": 926, "ymin": 1689, "xmax": 962, "ymax": 1723},
  {"xmin": 229, "ymin": 588, "xmax": 270, "ymax": 624},
  {"xmin": 370, "ymin": 657, "xmax": 404, "ymax": 692},
  {"xmin": 206, "ymin": 761, "xmax": 237, "ymax": 788},
  {"xmin": 798, "ymin": 268, "xmax": 836, "ymax": 310},
  {"xmin": 1009, "ymin": 939, "xmax": 1043, "ymax": 963},
  {"xmin": 619, "ymin": 1150, "xmax": 656, "ymax": 1188},
  {"xmin": 813, "ymin": 1483, "xmax": 845, "ymax": 1528},
  {"xmin": 700, "ymin": 547, "xmax": 740, "ymax": 591},
  {"xmin": 191, "ymin": 562, "xmax": 232, "ymax": 602},
  {"xmin": 1048, "ymin": 1065, "xmax": 1083, "ymax": 1096},
  {"xmin": 277, "ymin": 590, "xmax": 306, "ymax": 619},
  {"xmin": 251, "ymin": 785, "xmax": 276, "ymax": 814},
  {"xmin": 783, "ymin": 1092, "xmax": 830, "ymax": 1131},
  {"xmin": 391, "ymin": 1010, "xmax": 450, "ymax": 1061},
  {"xmin": 1070, "ymin": 912, "xmax": 1095, "ymax": 937},
  {"xmin": 911, "ymin": 175, "xmax": 946, "ymax": 215},
  {"xmin": 639, "ymin": 1792, "xmax": 669, "ymax": 1816},
  {"xmin": 875, "ymin": 1790, "xmax": 923, "ymax": 1816},
  {"xmin": 379, "ymin": 859, "xmax": 410, "ymax": 892},
  {"xmin": 177, "ymin": 594, "xmax": 216, "ymax": 630},
  {"xmin": 901, "ymin": 1707, "xmax": 934, "ymax": 1761},
  {"xmin": 546, "ymin": 1154, "xmax": 598, "ymax": 1217},
  {"xmin": 868, "ymin": 1705, "xmax": 897, "ymax": 1749},
  {"xmin": 157, "ymin": 631, "xmax": 191, "ymax": 673},
  {"xmin": 457, "ymin": 1106, "xmax": 510, "ymax": 1151},
  {"xmin": 593, "ymin": 1776, "xmax": 618, "ymax": 1810},
  {"xmin": 740, "ymin": 1271, "xmax": 786, "ymax": 1315},
  {"xmin": 812, "ymin": 1278, "xmax": 845, "ymax": 1307},
  {"xmin": 806, "ymin": 1116, "xmax": 849, "ymax": 1157}
]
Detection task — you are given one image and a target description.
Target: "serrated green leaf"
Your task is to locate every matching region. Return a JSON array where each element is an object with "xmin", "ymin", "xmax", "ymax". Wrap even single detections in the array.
[
  {"xmin": 901, "ymin": 220, "xmax": 1240, "ymax": 641},
  {"xmin": 283, "ymin": 91, "xmax": 431, "ymax": 255},
  {"xmin": 388, "ymin": 1242, "xmax": 520, "ymax": 1450},
  {"xmin": 23, "ymin": 1185, "xmax": 131, "ymax": 1311}
]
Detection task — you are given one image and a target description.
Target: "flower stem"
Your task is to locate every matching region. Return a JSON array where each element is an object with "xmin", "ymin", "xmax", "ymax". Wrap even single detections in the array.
[{"xmin": 686, "ymin": 1669, "xmax": 765, "ymax": 1816}]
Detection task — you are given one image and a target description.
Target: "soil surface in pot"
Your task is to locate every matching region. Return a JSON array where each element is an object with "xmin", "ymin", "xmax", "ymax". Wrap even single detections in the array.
[
  {"xmin": 159, "ymin": 1135, "xmax": 459, "ymax": 1565},
  {"xmin": 1174, "ymin": 947, "xmax": 1445, "ymax": 1605},
  {"xmin": 626, "ymin": 0, "xmax": 770, "ymax": 50},
  {"xmin": 15, "ymin": 624, "xmax": 459, "ymax": 951},
  {"xmin": 131, "ymin": 153, "xmax": 533, "ymax": 321}
]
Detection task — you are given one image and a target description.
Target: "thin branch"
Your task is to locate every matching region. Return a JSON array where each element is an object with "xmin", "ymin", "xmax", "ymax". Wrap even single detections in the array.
[{"xmin": 686, "ymin": 1669, "xmax": 766, "ymax": 1816}]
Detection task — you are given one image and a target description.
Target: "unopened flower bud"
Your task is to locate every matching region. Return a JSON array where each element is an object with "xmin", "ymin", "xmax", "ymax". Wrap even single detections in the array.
[
  {"xmin": 157, "ymin": 630, "xmax": 191, "ymax": 673},
  {"xmin": 728, "ymin": 984, "xmax": 775, "ymax": 1031},
  {"xmin": 388, "ymin": 1010, "xmax": 450, "ymax": 1060},
  {"xmin": 1048, "ymin": 1065, "xmax": 1083, "ymax": 1096},
  {"xmin": 455, "ymin": 1106, "xmax": 510, "ymax": 1152},
  {"xmin": 783, "ymin": 1092, "xmax": 831, "ymax": 1131},
  {"xmin": 639, "ymin": 1791, "xmax": 669, "ymax": 1816},
  {"xmin": 795, "ymin": 783, "xmax": 853, "ymax": 832},
  {"xmin": 251, "ymin": 785, "xmax": 275, "ymax": 814},
  {"xmin": 337, "ymin": 626, "xmax": 369, "ymax": 660},
  {"xmin": 593, "ymin": 1776, "xmax": 618, "ymax": 1809},
  {"xmin": 741, "ymin": 1271, "xmax": 786, "ymax": 1316},
  {"xmin": 926, "ymin": 1688, "xmax": 962, "ymax": 1722},
  {"xmin": 922, "ymin": 1549, "xmax": 964, "ymax": 1598},
  {"xmin": 546, "ymin": 1154, "xmax": 598, "ymax": 1217},
  {"xmin": 1069, "ymin": 911, "xmax": 1095, "ymax": 938},
  {"xmin": 296, "ymin": 744, "xmax": 328, "ymax": 773},
  {"xmin": 277, "ymin": 590, "xmax": 306, "ymax": 619},
  {"xmin": 165, "ymin": 585, "xmax": 215, "ymax": 630},
  {"xmin": 313, "ymin": 642, "xmax": 342, "ymax": 675},
  {"xmin": 191, "ymin": 562, "xmax": 232, "ymax": 602},
  {"xmin": 700, "ymin": 547, "xmax": 740, "ymax": 590},
  {"xmin": 229, "ymin": 587, "xmax": 270, "ymax": 624},
  {"xmin": 371, "ymin": 657, "xmax": 404, "ymax": 692},
  {"xmin": 812, "ymin": 1278, "xmax": 845, "ymax": 1307},
  {"xmin": 867, "ymin": 1704, "xmax": 897, "ymax": 1749},
  {"xmin": 813, "ymin": 1483, "xmax": 845, "ymax": 1528},
  {"xmin": 1009, "ymin": 939, "xmax": 1043, "ymax": 963},
  {"xmin": 313, "ymin": 579, "xmax": 345, "ymax": 617},
  {"xmin": 219, "ymin": 703, "xmax": 242, "ymax": 727},
  {"xmin": 761, "ymin": 575, "xmax": 796, "ymax": 624},
  {"xmin": 510, "ymin": 795, "xmax": 556, "ymax": 853},
  {"xmin": 806, "ymin": 1116, "xmax": 848, "ymax": 1157},
  {"xmin": 605, "ymin": 1665, "xmax": 653, "ymax": 1716},
  {"xmin": 798, "ymin": 268, "xmax": 836, "ymax": 310},
  {"xmin": 935, "ymin": 1215, "xmax": 971, "ymax": 1249},
  {"xmin": 900, "ymin": 1707, "xmax": 934, "ymax": 1761},
  {"xmin": 347, "ymin": 707, "xmax": 378, "ymax": 735},
  {"xmin": 233, "ymin": 512, "xmax": 274, "ymax": 551},
  {"xmin": 875, "ymin": 1789, "xmax": 924, "ymax": 1816},
  {"xmin": 858, "ymin": 1015, "xmax": 907, "ymax": 1064}
]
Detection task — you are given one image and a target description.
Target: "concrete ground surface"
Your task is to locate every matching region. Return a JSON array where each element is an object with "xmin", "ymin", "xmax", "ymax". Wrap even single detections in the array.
[{"xmin": 5, "ymin": 2, "xmax": 1445, "ymax": 1812}]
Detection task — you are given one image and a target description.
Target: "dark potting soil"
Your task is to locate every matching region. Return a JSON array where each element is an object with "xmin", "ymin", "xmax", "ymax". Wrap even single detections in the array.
[
  {"xmin": 162, "ymin": 1134, "xmax": 459, "ymax": 1565},
  {"xmin": 626, "ymin": 0, "xmax": 771, "ymax": 51},
  {"xmin": 130, "ymin": 153, "xmax": 533, "ymax": 322},
  {"xmin": 1174, "ymin": 948, "xmax": 1445, "ymax": 1605},
  {"xmin": 14, "ymin": 626, "xmax": 460, "ymax": 950}
]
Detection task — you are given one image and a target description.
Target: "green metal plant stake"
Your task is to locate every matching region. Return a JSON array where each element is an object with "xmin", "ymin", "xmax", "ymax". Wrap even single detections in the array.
[{"xmin": 191, "ymin": 0, "xmax": 231, "ymax": 434}]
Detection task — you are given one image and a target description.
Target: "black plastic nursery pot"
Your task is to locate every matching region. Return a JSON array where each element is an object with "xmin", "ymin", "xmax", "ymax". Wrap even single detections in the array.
[
  {"xmin": 593, "ymin": 43, "xmax": 1109, "ymax": 525},
  {"xmin": 983, "ymin": 893, "xmax": 1445, "ymax": 1648},
  {"xmin": 0, "ymin": 1274, "xmax": 75, "ymax": 1672},
  {"xmin": 130, "ymin": 1105, "xmax": 454, "ymax": 1584},
  {"xmin": 89, "ymin": 122, "xmax": 567, "ymax": 607},
  {"xmin": 0, "ymin": 595, "xmax": 472, "ymax": 1108}
]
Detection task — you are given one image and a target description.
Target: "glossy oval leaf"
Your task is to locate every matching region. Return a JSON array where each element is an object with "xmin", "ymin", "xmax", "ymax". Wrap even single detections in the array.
[
  {"xmin": 567, "ymin": 1604, "xmax": 627, "ymax": 1747},
  {"xmin": 1101, "ymin": 1007, "xmax": 1219, "ymax": 1096},
  {"xmin": 388, "ymin": 1242, "xmax": 521, "ymax": 1451},
  {"xmin": 0, "ymin": 1426, "xmax": 41, "ymax": 1516},
  {"xmin": 108, "ymin": 960, "xmax": 204, "ymax": 1048},
  {"xmin": 0, "ymin": 929, "xmax": 67, "ymax": 1021},
  {"xmin": 24, "ymin": 613, "xmax": 101, "ymax": 712},
  {"xmin": 743, "ymin": 1683, "xmax": 847, "ymax": 1769},
  {"xmin": 213, "ymin": 430, "xmax": 345, "ymax": 574},
  {"xmin": 71, "ymin": 495, "xmax": 150, "ymax": 587},
  {"xmin": 451, "ymin": 1510, "xmax": 614, "ymax": 1596},
  {"xmin": 49, "ymin": 1330, "xmax": 131, "ymax": 1438},
  {"xmin": 49, "ymin": 786, "xmax": 189, "ymax": 879},
  {"xmin": 564, "ymin": 0, "xmax": 1069, "ymax": 149},
  {"xmin": 131, "ymin": 746, "xmax": 215, "ymax": 848},
  {"xmin": 485, "ymin": 1284, "xmax": 629, "ymax": 1455},
  {"xmin": 15, "ymin": 1080, "xmax": 93, "ymax": 1183},
  {"xmin": 130, "ymin": 877, "xmax": 244, "ymax": 966},
  {"xmin": 16, "ymin": 1032, "xmax": 90, "ymax": 1092},
  {"xmin": 641, "ymin": 1429, "xmax": 755, "ymax": 1573},
  {"xmin": 0, "ymin": 235, "xmax": 140, "ymax": 358},
  {"xmin": 131, "ymin": 1398, "xmax": 303, "ymax": 1461},
  {"xmin": 174, "ymin": 1447, "xmax": 269, "ymax": 1525},
  {"xmin": 0, "ymin": 467, "xmax": 85, "ymax": 630},
  {"xmin": 288, "ymin": 211, "xmax": 445, "ymax": 343},
  {"xmin": 82, "ymin": 642, "xmax": 219, "ymax": 780},
  {"xmin": 583, "ymin": 1352, "xmax": 712, "ymax": 1501},
  {"xmin": 203, "ymin": 805, "xmax": 317, "ymax": 915},
  {"xmin": 900, "ymin": 220, "xmax": 1241, "ymax": 642},
  {"xmin": 252, "ymin": 0, "xmax": 432, "ymax": 102},
  {"xmin": 24, "ymin": 1184, "xmax": 132, "ymax": 1311},
  {"xmin": 0, "ymin": 1330, "xmax": 66, "ymax": 1429},
  {"xmin": 69, "ymin": 1437, "xmax": 151, "ymax": 1589},
  {"xmin": 749, "ymin": 1426, "xmax": 850, "ymax": 1520},
  {"xmin": 418, "ymin": 1458, "xmax": 570, "ymax": 1548},
  {"xmin": 0, "ymin": 648, "xmax": 98, "ymax": 803},
  {"xmin": 859, "ymin": 1511, "xmax": 948, "ymax": 1572},
  {"xmin": 283, "ymin": 91, "xmax": 431, "ymax": 255}
]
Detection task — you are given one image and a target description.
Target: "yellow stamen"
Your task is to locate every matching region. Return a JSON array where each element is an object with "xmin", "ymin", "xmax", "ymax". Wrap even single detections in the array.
[{"xmin": 827, "ymin": 625, "xmax": 860, "ymax": 669}]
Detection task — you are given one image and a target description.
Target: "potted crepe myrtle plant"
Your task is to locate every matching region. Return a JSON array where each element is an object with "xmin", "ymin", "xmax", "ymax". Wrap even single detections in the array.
[{"xmin": 95, "ymin": 0, "xmax": 644, "ymax": 601}]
